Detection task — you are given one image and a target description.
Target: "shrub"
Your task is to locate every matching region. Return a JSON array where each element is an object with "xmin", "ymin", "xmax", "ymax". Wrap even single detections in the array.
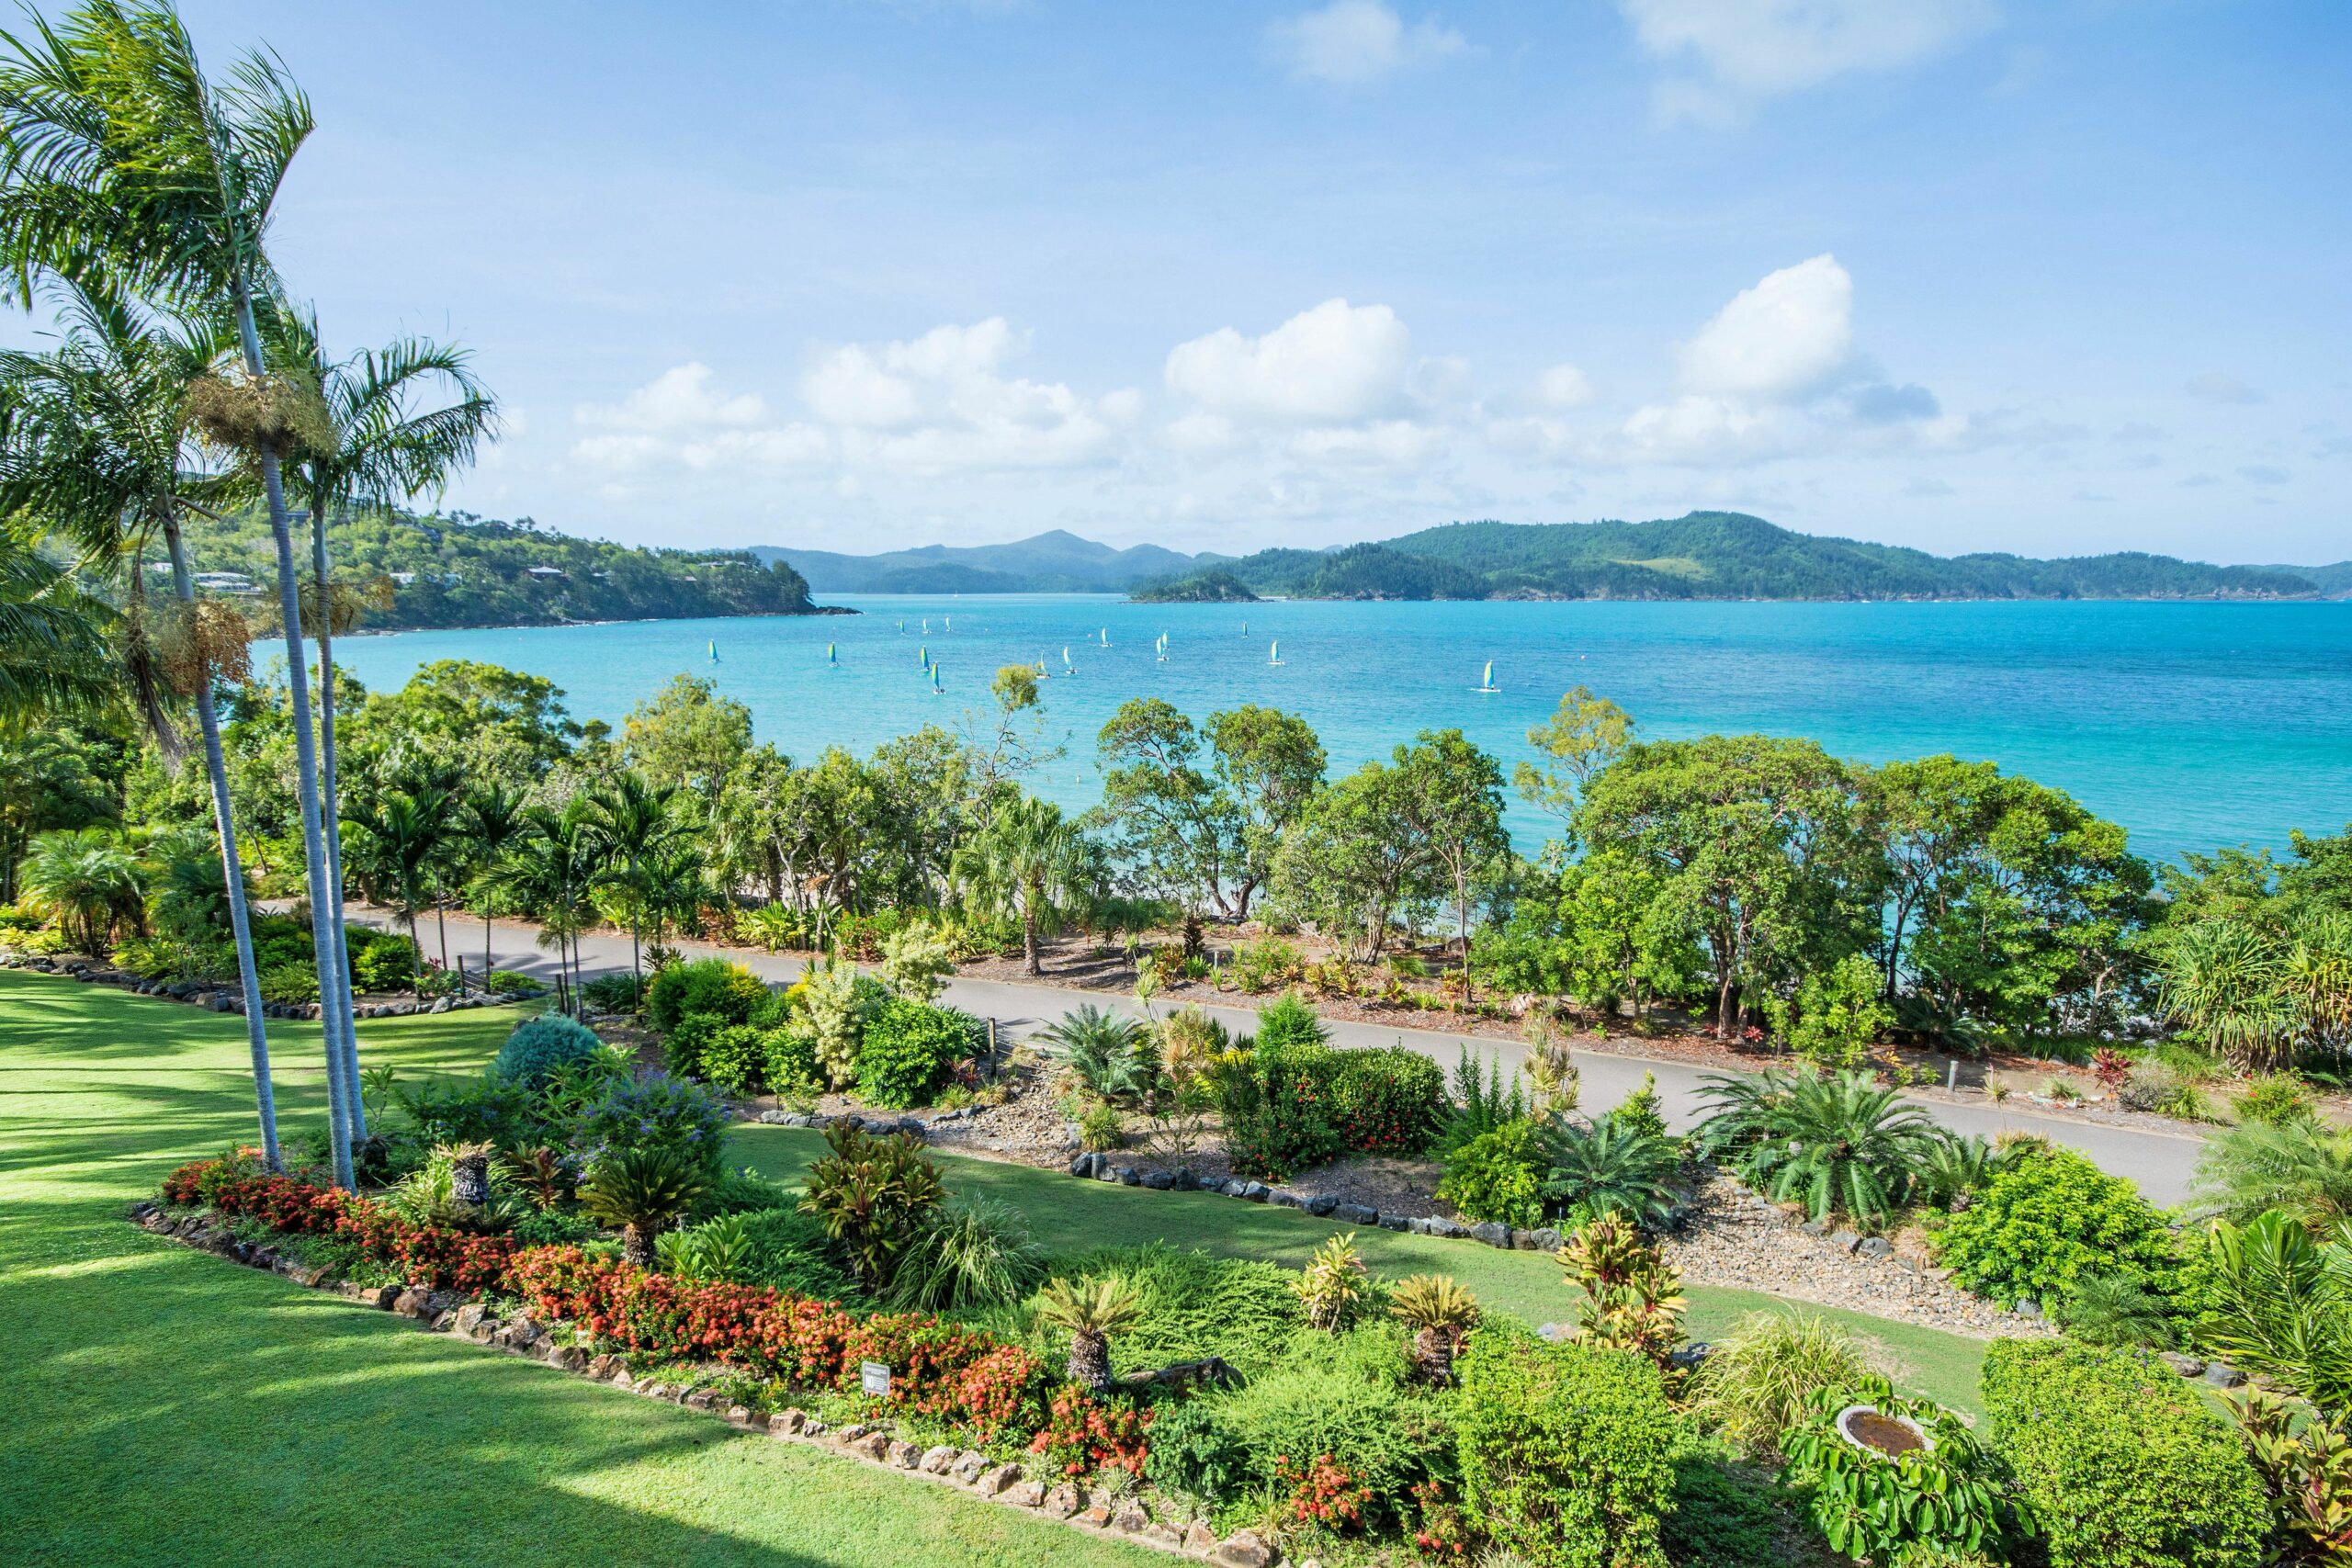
[
  {"xmin": 701, "ymin": 1023, "xmax": 770, "ymax": 1097},
  {"xmin": 755, "ymin": 1026, "xmax": 820, "ymax": 1098},
  {"xmin": 1602, "ymin": 1071, "xmax": 1668, "ymax": 1141},
  {"xmin": 1053, "ymin": 1244, "xmax": 1304, "ymax": 1380},
  {"xmin": 1453, "ymin": 1327, "xmax": 1683, "ymax": 1568},
  {"xmin": 1292, "ymin": 1232, "xmax": 1370, "ymax": 1331},
  {"xmin": 857, "ymin": 998, "xmax": 980, "ymax": 1110},
  {"xmin": 580, "ymin": 971, "xmax": 643, "ymax": 1013},
  {"xmin": 883, "ymin": 1198, "xmax": 1046, "ymax": 1312},
  {"xmin": 1934, "ymin": 1143, "xmax": 2180, "ymax": 1309},
  {"xmin": 348, "ymin": 931, "xmax": 418, "ymax": 994},
  {"xmin": 1980, "ymin": 1338, "xmax": 2268, "ymax": 1568},
  {"xmin": 1141, "ymin": 1399, "xmax": 1249, "ymax": 1503},
  {"xmin": 1695, "ymin": 1310, "xmax": 1885, "ymax": 1456},
  {"xmin": 798, "ymin": 1122, "xmax": 944, "ymax": 1288},
  {"xmin": 1439, "ymin": 1116, "xmax": 1552, "ymax": 1228},
  {"xmin": 1254, "ymin": 992, "xmax": 1329, "ymax": 1050},
  {"xmin": 729, "ymin": 1206, "xmax": 857, "ymax": 1300},
  {"xmin": 1077, "ymin": 1103, "xmax": 1124, "ymax": 1152},
  {"xmin": 492, "ymin": 1014, "xmax": 605, "ymax": 1088},
  {"xmin": 1234, "ymin": 936, "xmax": 1304, "ymax": 993},
  {"xmin": 1441, "ymin": 1046, "xmax": 1529, "ymax": 1156},
  {"xmin": 568, "ymin": 1071, "xmax": 732, "ymax": 1179},
  {"xmin": 2119, "ymin": 1059, "xmax": 2205, "ymax": 1119},
  {"xmin": 646, "ymin": 957, "xmax": 773, "ymax": 1033},
  {"xmin": 1661, "ymin": 1454, "xmax": 1797, "ymax": 1568},
  {"xmin": 1216, "ymin": 1040, "xmax": 1341, "ymax": 1181},
  {"xmin": 662, "ymin": 1010, "xmax": 728, "ymax": 1080},
  {"xmin": 2235, "ymin": 1073, "xmax": 2319, "ymax": 1127},
  {"xmin": 2190, "ymin": 1118, "xmax": 2352, "ymax": 1229},
  {"xmin": 258, "ymin": 958, "xmax": 317, "ymax": 1004},
  {"xmin": 1199, "ymin": 1325, "xmax": 1442, "ymax": 1529},
  {"xmin": 1763, "ymin": 953, "xmax": 1892, "ymax": 1070},
  {"xmin": 1780, "ymin": 1377, "xmax": 2007, "ymax": 1566},
  {"xmin": 1329, "ymin": 1046, "xmax": 1446, "ymax": 1154},
  {"xmin": 393, "ymin": 1073, "xmax": 537, "ymax": 1147},
  {"xmin": 484, "ymin": 969, "xmax": 542, "ymax": 997}
]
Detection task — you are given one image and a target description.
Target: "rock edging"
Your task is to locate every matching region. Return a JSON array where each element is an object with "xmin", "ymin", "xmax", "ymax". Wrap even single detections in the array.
[{"xmin": 0, "ymin": 952, "xmax": 530, "ymax": 1020}]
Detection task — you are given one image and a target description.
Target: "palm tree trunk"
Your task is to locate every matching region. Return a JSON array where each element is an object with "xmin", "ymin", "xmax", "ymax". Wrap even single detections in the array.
[
  {"xmin": 164, "ymin": 519, "xmax": 280, "ymax": 1169},
  {"xmin": 622, "ymin": 1223, "xmax": 655, "ymax": 1269},
  {"xmin": 408, "ymin": 909, "xmax": 424, "ymax": 997},
  {"xmin": 1023, "ymin": 909, "xmax": 1041, "ymax": 976},
  {"xmin": 234, "ymin": 281, "xmax": 355, "ymax": 1190},
  {"xmin": 1067, "ymin": 1329, "xmax": 1109, "ymax": 1393},
  {"xmin": 484, "ymin": 897, "xmax": 494, "ymax": 983},
  {"xmin": 309, "ymin": 505, "xmax": 365, "ymax": 1140}
]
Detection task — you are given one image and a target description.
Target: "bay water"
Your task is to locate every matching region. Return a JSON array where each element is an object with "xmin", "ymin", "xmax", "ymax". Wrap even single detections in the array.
[{"xmin": 327, "ymin": 595, "xmax": 2352, "ymax": 865}]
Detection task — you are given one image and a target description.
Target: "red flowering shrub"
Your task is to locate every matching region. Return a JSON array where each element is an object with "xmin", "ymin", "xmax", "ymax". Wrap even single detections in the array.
[
  {"xmin": 1029, "ymin": 1385, "xmax": 1152, "ymax": 1477},
  {"xmin": 159, "ymin": 1159, "xmax": 1137, "ymax": 1465},
  {"xmin": 1275, "ymin": 1452, "xmax": 1372, "ymax": 1529},
  {"xmin": 1409, "ymin": 1478, "xmax": 1471, "ymax": 1557}
]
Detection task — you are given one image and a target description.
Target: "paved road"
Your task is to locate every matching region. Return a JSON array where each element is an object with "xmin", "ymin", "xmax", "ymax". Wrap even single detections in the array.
[{"xmin": 392, "ymin": 908, "xmax": 2208, "ymax": 1205}]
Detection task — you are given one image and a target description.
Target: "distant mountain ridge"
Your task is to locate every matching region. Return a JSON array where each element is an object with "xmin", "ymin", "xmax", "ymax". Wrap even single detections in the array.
[
  {"xmin": 751, "ymin": 529, "xmax": 1227, "ymax": 593},
  {"xmin": 1134, "ymin": 513, "xmax": 2327, "ymax": 603}
]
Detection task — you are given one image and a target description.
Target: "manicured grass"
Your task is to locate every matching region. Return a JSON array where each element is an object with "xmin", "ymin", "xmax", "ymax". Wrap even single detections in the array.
[
  {"xmin": 731, "ymin": 1128, "xmax": 1992, "ymax": 1419},
  {"xmin": 0, "ymin": 972, "xmax": 1159, "ymax": 1568}
]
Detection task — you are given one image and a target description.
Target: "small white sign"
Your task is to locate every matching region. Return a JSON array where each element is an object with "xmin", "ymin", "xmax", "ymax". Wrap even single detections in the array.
[{"xmin": 860, "ymin": 1360, "xmax": 891, "ymax": 1396}]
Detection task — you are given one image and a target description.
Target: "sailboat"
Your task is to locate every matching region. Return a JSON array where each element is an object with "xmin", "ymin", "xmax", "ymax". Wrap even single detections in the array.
[
  {"xmin": 1475, "ymin": 660, "xmax": 1501, "ymax": 694},
  {"xmin": 922, "ymin": 617, "xmax": 930, "ymax": 634},
  {"xmin": 1155, "ymin": 632, "xmax": 1169, "ymax": 662},
  {"xmin": 1268, "ymin": 639, "xmax": 1283, "ymax": 667},
  {"xmin": 1061, "ymin": 647, "xmax": 1073, "ymax": 672},
  {"xmin": 919, "ymin": 645, "xmax": 929, "ymax": 670},
  {"xmin": 896, "ymin": 619, "xmax": 904, "ymax": 633},
  {"xmin": 827, "ymin": 642, "xmax": 839, "ymax": 668},
  {"xmin": 708, "ymin": 638, "xmax": 718, "ymax": 664},
  {"xmin": 944, "ymin": 615, "xmax": 952, "ymax": 632},
  {"xmin": 931, "ymin": 664, "xmax": 944, "ymax": 694},
  {"xmin": 1099, "ymin": 626, "xmax": 1110, "ymax": 648}
]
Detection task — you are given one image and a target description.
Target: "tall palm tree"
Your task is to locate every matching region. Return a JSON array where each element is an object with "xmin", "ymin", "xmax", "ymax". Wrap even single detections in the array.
[
  {"xmin": 269, "ymin": 304, "xmax": 495, "ymax": 1107},
  {"xmin": 0, "ymin": 0, "xmax": 363, "ymax": 1188},
  {"xmin": 341, "ymin": 782, "xmax": 447, "ymax": 998},
  {"xmin": 0, "ymin": 525, "xmax": 112, "ymax": 724},
  {"xmin": 951, "ymin": 795, "xmax": 1100, "ymax": 976},
  {"xmin": 0, "ymin": 281, "xmax": 281, "ymax": 1164},
  {"xmin": 459, "ymin": 781, "xmax": 527, "ymax": 987},
  {"xmin": 484, "ymin": 799, "xmax": 602, "ymax": 1014},
  {"xmin": 582, "ymin": 770, "xmax": 681, "ymax": 985}
]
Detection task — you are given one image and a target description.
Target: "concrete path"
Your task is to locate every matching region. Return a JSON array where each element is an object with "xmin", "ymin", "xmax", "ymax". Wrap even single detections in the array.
[{"xmin": 393, "ymin": 908, "xmax": 2208, "ymax": 1205}]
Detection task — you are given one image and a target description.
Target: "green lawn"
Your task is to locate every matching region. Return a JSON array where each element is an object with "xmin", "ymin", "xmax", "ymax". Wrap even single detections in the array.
[
  {"xmin": 0, "ymin": 972, "xmax": 1158, "ymax": 1568},
  {"xmin": 0, "ymin": 968, "xmax": 1992, "ymax": 1566},
  {"xmin": 731, "ymin": 1131, "xmax": 1990, "ymax": 1418}
]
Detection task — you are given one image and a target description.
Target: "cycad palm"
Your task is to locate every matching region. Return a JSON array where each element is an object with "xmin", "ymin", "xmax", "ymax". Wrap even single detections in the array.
[
  {"xmin": 580, "ymin": 1145, "xmax": 710, "ymax": 1269},
  {"xmin": 1034, "ymin": 1274, "xmax": 1143, "ymax": 1393},
  {"xmin": 1695, "ymin": 1068, "xmax": 1944, "ymax": 1226},
  {"xmin": 2193, "ymin": 1119, "xmax": 2352, "ymax": 1231},
  {"xmin": 0, "ymin": 0, "xmax": 365, "ymax": 1187},
  {"xmin": 1035, "ymin": 1003, "xmax": 1150, "ymax": 1100},
  {"xmin": 1548, "ymin": 1117, "xmax": 1683, "ymax": 1228},
  {"xmin": 0, "ymin": 277, "xmax": 280, "ymax": 1159},
  {"xmin": 21, "ymin": 826, "xmax": 141, "ymax": 951},
  {"xmin": 952, "ymin": 795, "xmax": 1099, "ymax": 976}
]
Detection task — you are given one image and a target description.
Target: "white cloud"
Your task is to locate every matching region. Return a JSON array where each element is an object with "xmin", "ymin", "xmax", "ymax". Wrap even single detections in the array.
[
  {"xmin": 1531, "ymin": 362, "xmax": 1598, "ymax": 411},
  {"xmin": 1286, "ymin": 419, "xmax": 1449, "ymax": 468},
  {"xmin": 1166, "ymin": 298, "xmax": 1417, "ymax": 424},
  {"xmin": 2186, "ymin": 370, "xmax": 2265, "ymax": 405},
  {"xmin": 1676, "ymin": 253, "xmax": 1856, "ymax": 401},
  {"xmin": 1268, "ymin": 0, "xmax": 1467, "ymax": 85},
  {"xmin": 575, "ymin": 363, "xmax": 768, "ymax": 433},
  {"xmin": 1619, "ymin": 0, "xmax": 1996, "ymax": 104}
]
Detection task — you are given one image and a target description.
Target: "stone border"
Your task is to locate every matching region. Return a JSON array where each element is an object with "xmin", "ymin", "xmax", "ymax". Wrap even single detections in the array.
[
  {"xmin": 0, "ymin": 952, "xmax": 531, "ymax": 1021},
  {"xmin": 127, "ymin": 1200, "xmax": 1285, "ymax": 1568}
]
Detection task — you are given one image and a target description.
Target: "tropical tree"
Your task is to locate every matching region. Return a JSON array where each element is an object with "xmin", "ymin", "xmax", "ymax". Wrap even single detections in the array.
[
  {"xmin": 0, "ymin": 729, "xmax": 115, "ymax": 903},
  {"xmin": 1512, "ymin": 685, "xmax": 1634, "ymax": 839},
  {"xmin": 481, "ymin": 799, "xmax": 600, "ymax": 1013},
  {"xmin": 0, "ymin": 0, "xmax": 364, "ymax": 1186},
  {"xmin": 580, "ymin": 1145, "xmax": 710, "ymax": 1269},
  {"xmin": 0, "ymin": 279, "xmax": 280, "ymax": 1160},
  {"xmin": 341, "ymin": 781, "xmax": 447, "ymax": 995},
  {"xmin": 2158, "ymin": 918, "xmax": 2302, "ymax": 1074},
  {"xmin": 952, "ymin": 795, "xmax": 1100, "ymax": 976},
  {"xmin": 582, "ymin": 769, "xmax": 681, "ymax": 983},
  {"xmin": 458, "ymin": 782, "xmax": 527, "ymax": 985},
  {"xmin": 1395, "ymin": 727, "xmax": 1510, "ymax": 996},
  {"xmin": 0, "ymin": 523, "xmax": 113, "ymax": 724},
  {"xmin": 20, "ymin": 825, "xmax": 141, "ymax": 951},
  {"xmin": 272, "ymin": 303, "xmax": 496, "ymax": 1120}
]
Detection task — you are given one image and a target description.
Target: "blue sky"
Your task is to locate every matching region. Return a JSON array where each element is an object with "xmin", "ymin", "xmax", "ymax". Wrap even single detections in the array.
[{"xmin": 130, "ymin": 1, "xmax": 2351, "ymax": 561}]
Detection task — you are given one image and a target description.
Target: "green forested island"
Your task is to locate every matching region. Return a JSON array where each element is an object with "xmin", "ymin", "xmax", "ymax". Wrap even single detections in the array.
[
  {"xmin": 1134, "ymin": 513, "xmax": 2328, "ymax": 603},
  {"xmin": 174, "ymin": 510, "xmax": 822, "ymax": 631}
]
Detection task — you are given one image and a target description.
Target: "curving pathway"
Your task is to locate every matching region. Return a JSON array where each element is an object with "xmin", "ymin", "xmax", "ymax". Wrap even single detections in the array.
[{"xmin": 386, "ymin": 909, "xmax": 2209, "ymax": 1206}]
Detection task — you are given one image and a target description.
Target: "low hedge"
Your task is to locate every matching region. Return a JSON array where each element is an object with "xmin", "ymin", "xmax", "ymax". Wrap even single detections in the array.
[
  {"xmin": 857, "ymin": 999, "xmax": 981, "ymax": 1110},
  {"xmin": 1979, "ymin": 1338, "xmax": 2267, "ymax": 1568},
  {"xmin": 163, "ymin": 1156, "xmax": 517, "ymax": 1292},
  {"xmin": 1934, "ymin": 1143, "xmax": 2182, "ymax": 1311},
  {"xmin": 647, "ymin": 958, "xmax": 774, "ymax": 1034}
]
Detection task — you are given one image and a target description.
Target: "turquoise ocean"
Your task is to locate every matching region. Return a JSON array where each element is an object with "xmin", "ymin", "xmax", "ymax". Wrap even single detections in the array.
[{"xmin": 327, "ymin": 596, "xmax": 2352, "ymax": 866}]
